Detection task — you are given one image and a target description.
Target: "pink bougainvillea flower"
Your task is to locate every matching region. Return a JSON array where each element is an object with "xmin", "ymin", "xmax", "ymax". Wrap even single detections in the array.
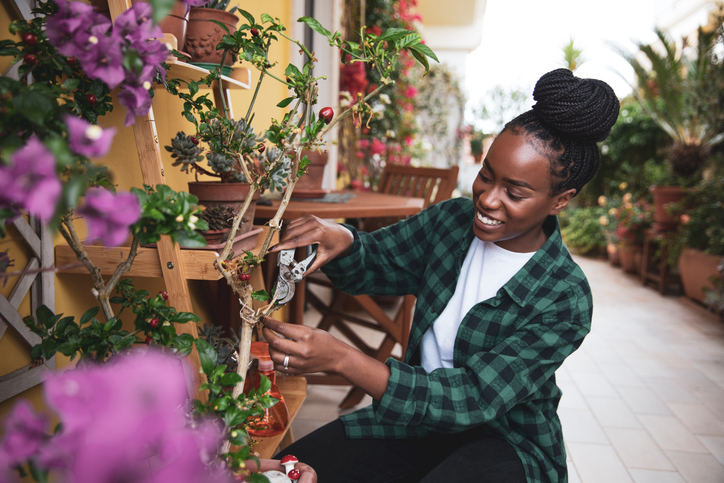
[
  {"xmin": 45, "ymin": 0, "xmax": 104, "ymax": 55},
  {"xmin": 64, "ymin": 115, "xmax": 117, "ymax": 158},
  {"xmin": 0, "ymin": 400, "xmax": 48, "ymax": 465},
  {"xmin": 358, "ymin": 139, "xmax": 369, "ymax": 150},
  {"xmin": 117, "ymin": 83, "xmax": 153, "ymax": 126},
  {"xmin": 370, "ymin": 138, "xmax": 386, "ymax": 156},
  {"xmin": 77, "ymin": 188, "xmax": 141, "ymax": 246},
  {"xmin": 0, "ymin": 136, "xmax": 61, "ymax": 222},
  {"xmin": 114, "ymin": 1, "xmax": 160, "ymax": 42},
  {"xmin": 404, "ymin": 85, "xmax": 418, "ymax": 98}
]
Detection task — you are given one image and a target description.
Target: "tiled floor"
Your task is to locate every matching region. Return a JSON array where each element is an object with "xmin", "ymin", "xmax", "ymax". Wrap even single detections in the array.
[{"xmin": 285, "ymin": 256, "xmax": 724, "ymax": 483}]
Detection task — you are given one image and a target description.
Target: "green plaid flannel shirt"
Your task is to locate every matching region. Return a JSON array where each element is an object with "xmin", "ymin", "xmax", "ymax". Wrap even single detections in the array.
[{"xmin": 322, "ymin": 197, "xmax": 592, "ymax": 483}]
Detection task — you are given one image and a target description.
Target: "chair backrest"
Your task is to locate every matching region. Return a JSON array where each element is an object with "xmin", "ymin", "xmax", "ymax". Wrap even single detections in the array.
[{"xmin": 377, "ymin": 164, "xmax": 460, "ymax": 208}]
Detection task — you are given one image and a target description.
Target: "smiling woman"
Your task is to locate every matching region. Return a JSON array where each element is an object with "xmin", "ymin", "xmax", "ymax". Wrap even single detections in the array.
[{"xmin": 264, "ymin": 68, "xmax": 620, "ymax": 483}]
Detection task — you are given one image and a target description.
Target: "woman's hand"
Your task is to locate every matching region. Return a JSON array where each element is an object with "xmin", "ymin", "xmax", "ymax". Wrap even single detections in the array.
[
  {"xmin": 262, "ymin": 317, "xmax": 392, "ymax": 401},
  {"xmin": 269, "ymin": 215, "xmax": 354, "ymax": 275},
  {"xmin": 254, "ymin": 458, "xmax": 318, "ymax": 483},
  {"xmin": 262, "ymin": 316, "xmax": 346, "ymax": 375}
]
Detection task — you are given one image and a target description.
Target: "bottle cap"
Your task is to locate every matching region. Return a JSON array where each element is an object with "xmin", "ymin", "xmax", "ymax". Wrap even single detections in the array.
[{"xmin": 258, "ymin": 358, "xmax": 274, "ymax": 372}]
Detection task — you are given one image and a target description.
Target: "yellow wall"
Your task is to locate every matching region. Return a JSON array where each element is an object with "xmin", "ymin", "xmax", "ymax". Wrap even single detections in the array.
[{"xmin": 0, "ymin": 0, "xmax": 292, "ymax": 426}]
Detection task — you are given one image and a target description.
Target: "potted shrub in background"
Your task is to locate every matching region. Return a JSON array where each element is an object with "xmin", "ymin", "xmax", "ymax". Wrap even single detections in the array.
[
  {"xmin": 617, "ymin": 14, "xmax": 724, "ymax": 229},
  {"xmin": 469, "ymin": 128, "xmax": 485, "ymax": 163},
  {"xmin": 668, "ymin": 176, "xmax": 724, "ymax": 305},
  {"xmin": 614, "ymin": 193, "xmax": 652, "ymax": 274},
  {"xmin": 559, "ymin": 204, "xmax": 608, "ymax": 258}
]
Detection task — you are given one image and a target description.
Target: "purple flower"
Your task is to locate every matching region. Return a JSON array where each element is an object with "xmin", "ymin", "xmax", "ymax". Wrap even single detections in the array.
[
  {"xmin": 117, "ymin": 84, "xmax": 153, "ymax": 126},
  {"xmin": 0, "ymin": 400, "xmax": 48, "ymax": 465},
  {"xmin": 77, "ymin": 188, "xmax": 141, "ymax": 246},
  {"xmin": 115, "ymin": 2, "xmax": 163, "ymax": 43},
  {"xmin": 64, "ymin": 115, "xmax": 117, "ymax": 158},
  {"xmin": 0, "ymin": 135, "xmax": 61, "ymax": 222},
  {"xmin": 45, "ymin": 0, "xmax": 104, "ymax": 56},
  {"xmin": 182, "ymin": 0, "xmax": 207, "ymax": 7},
  {"xmin": 78, "ymin": 32, "xmax": 125, "ymax": 90}
]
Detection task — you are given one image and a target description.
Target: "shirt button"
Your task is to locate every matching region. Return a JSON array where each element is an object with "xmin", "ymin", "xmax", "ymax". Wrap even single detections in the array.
[{"xmin": 430, "ymin": 306, "xmax": 437, "ymax": 314}]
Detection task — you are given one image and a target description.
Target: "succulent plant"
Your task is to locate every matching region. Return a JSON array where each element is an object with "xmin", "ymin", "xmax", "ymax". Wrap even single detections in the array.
[
  {"xmin": 199, "ymin": 205, "xmax": 235, "ymax": 231},
  {"xmin": 165, "ymin": 132, "xmax": 204, "ymax": 174},
  {"xmin": 200, "ymin": 0, "xmax": 238, "ymax": 13}
]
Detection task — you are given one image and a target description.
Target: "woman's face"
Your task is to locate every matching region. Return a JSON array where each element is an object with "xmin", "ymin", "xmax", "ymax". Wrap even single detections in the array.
[{"xmin": 471, "ymin": 130, "xmax": 575, "ymax": 253}]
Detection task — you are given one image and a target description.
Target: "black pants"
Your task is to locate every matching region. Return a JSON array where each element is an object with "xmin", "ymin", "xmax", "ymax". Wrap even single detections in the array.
[{"xmin": 275, "ymin": 419, "xmax": 527, "ymax": 482}]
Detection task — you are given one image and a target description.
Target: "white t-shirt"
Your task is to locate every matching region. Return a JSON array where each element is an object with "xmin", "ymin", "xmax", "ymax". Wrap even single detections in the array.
[{"xmin": 420, "ymin": 238, "xmax": 536, "ymax": 372}]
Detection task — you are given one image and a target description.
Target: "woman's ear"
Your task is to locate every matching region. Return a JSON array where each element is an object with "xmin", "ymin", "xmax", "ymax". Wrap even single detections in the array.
[{"xmin": 549, "ymin": 188, "xmax": 577, "ymax": 215}]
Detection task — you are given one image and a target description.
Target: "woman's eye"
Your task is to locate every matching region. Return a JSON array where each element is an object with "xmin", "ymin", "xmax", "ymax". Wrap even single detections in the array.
[
  {"xmin": 479, "ymin": 173, "xmax": 492, "ymax": 183},
  {"xmin": 507, "ymin": 191, "xmax": 523, "ymax": 201}
]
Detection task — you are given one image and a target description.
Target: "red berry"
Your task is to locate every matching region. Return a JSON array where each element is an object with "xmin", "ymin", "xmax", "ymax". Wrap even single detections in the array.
[
  {"xmin": 23, "ymin": 54, "xmax": 36, "ymax": 65},
  {"xmin": 145, "ymin": 335, "xmax": 153, "ymax": 344},
  {"xmin": 21, "ymin": 32, "xmax": 37, "ymax": 47},
  {"xmin": 240, "ymin": 273, "xmax": 250, "ymax": 282},
  {"xmin": 250, "ymin": 28, "xmax": 260, "ymax": 37},
  {"xmin": 66, "ymin": 56, "xmax": 77, "ymax": 66},
  {"xmin": 319, "ymin": 107, "xmax": 334, "ymax": 124},
  {"xmin": 86, "ymin": 94, "xmax": 97, "ymax": 106},
  {"xmin": 159, "ymin": 291, "xmax": 169, "ymax": 301},
  {"xmin": 190, "ymin": 136, "xmax": 199, "ymax": 145},
  {"xmin": 150, "ymin": 318, "xmax": 159, "ymax": 328},
  {"xmin": 288, "ymin": 469, "xmax": 301, "ymax": 480}
]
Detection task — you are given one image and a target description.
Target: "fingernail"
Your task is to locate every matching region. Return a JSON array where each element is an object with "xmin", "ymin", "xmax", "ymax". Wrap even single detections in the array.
[{"xmin": 269, "ymin": 244, "xmax": 278, "ymax": 251}]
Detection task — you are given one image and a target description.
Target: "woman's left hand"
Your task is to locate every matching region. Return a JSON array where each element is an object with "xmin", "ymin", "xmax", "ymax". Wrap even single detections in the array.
[{"xmin": 262, "ymin": 316, "xmax": 346, "ymax": 375}]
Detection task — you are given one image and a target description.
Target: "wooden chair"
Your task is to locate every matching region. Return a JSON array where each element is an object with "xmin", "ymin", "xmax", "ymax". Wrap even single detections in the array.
[{"xmin": 305, "ymin": 165, "xmax": 459, "ymax": 408}]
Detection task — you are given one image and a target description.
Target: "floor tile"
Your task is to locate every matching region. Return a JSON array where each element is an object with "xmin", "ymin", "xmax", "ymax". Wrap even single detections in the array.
[
  {"xmin": 599, "ymin": 363, "xmax": 645, "ymax": 387},
  {"xmin": 566, "ymin": 442, "xmax": 633, "ymax": 483},
  {"xmin": 571, "ymin": 372, "xmax": 619, "ymax": 398},
  {"xmin": 559, "ymin": 408, "xmax": 608, "ymax": 444},
  {"xmin": 666, "ymin": 451, "xmax": 724, "ymax": 483},
  {"xmin": 628, "ymin": 468, "xmax": 685, "ymax": 483},
  {"xmin": 559, "ymin": 382, "xmax": 588, "ymax": 409},
  {"xmin": 695, "ymin": 391, "xmax": 724, "ymax": 420},
  {"xmin": 626, "ymin": 357, "xmax": 676, "ymax": 379},
  {"xmin": 564, "ymin": 349, "xmax": 601, "ymax": 374},
  {"xmin": 666, "ymin": 402, "xmax": 724, "ymax": 436},
  {"xmin": 568, "ymin": 463, "xmax": 582, "ymax": 483},
  {"xmin": 604, "ymin": 427, "xmax": 674, "ymax": 470},
  {"xmin": 638, "ymin": 414, "xmax": 707, "ymax": 452},
  {"xmin": 698, "ymin": 435, "xmax": 724, "ymax": 466},
  {"xmin": 587, "ymin": 396, "xmax": 641, "ymax": 429},
  {"xmin": 671, "ymin": 368, "xmax": 724, "ymax": 393},
  {"xmin": 617, "ymin": 385, "xmax": 672, "ymax": 415},
  {"xmin": 644, "ymin": 377, "xmax": 699, "ymax": 403}
]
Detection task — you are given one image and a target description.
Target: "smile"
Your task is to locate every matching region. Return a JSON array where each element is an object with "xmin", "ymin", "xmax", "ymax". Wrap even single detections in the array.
[{"xmin": 477, "ymin": 212, "xmax": 503, "ymax": 226}]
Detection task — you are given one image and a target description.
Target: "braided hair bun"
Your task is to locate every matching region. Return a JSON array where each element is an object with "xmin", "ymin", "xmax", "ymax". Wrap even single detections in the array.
[
  {"xmin": 532, "ymin": 68, "xmax": 619, "ymax": 144},
  {"xmin": 505, "ymin": 68, "xmax": 620, "ymax": 195}
]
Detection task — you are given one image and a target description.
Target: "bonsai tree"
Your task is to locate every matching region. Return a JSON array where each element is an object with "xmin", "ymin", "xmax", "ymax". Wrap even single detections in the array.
[{"xmin": 617, "ymin": 12, "xmax": 724, "ymax": 185}]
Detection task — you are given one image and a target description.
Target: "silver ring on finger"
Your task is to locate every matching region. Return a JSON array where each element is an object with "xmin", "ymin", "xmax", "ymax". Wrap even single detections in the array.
[{"xmin": 283, "ymin": 353, "xmax": 290, "ymax": 370}]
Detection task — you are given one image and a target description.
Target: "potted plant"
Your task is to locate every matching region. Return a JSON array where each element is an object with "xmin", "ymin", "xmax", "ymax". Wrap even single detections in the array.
[
  {"xmin": 667, "ymin": 176, "xmax": 724, "ymax": 304},
  {"xmin": 613, "ymin": 193, "xmax": 652, "ymax": 274},
  {"xmin": 469, "ymin": 128, "xmax": 485, "ymax": 163},
  {"xmin": 198, "ymin": 204, "xmax": 235, "ymax": 244},
  {"xmin": 184, "ymin": 0, "xmax": 239, "ymax": 67},
  {"xmin": 617, "ymin": 14, "xmax": 724, "ymax": 229},
  {"xmin": 596, "ymin": 194, "xmax": 622, "ymax": 266}
]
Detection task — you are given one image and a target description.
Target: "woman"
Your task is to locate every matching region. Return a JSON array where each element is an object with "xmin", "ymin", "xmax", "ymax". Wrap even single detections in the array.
[{"xmin": 263, "ymin": 68, "xmax": 619, "ymax": 482}]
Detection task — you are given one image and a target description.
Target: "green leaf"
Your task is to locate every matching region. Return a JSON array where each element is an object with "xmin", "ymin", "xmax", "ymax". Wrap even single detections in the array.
[
  {"xmin": 41, "ymin": 338, "xmax": 57, "ymax": 361},
  {"xmin": 276, "ymin": 97, "xmax": 294, "ymax": 108},
  {"xmin": 195, "ymin": 338, "xmax": 218, "ymax": 376},
  {"xmin": 258, "ymin": 373, "xmax": 271, "ymax": 395},
  {"xmin": 36, "ymin": 305, "xmax": 55, "ymax": 328},
  {"xmin": 80, "ymin": 306, "xmax": 100, "ymax": 325},
  {"xmin": 246, "ymin": 474, "xmax": 271, "ymax": 483},
  {"xmin": 410, "ymin": 42, "xmax": 440, "ymax": 63},
  {"xmin": 377, "ymin": 27, "xmax": 412, "ymax": 42},
  {"xmin": 173, "ymin": 312, "xmax": 201, "ymax": 323},
  {"xmin": 260, "ymin": 13, "xmax": 274, "ymax": 24},
  {"xmin": 251, "ymin": 290, "xmax": 271, "ymax": 301},
  {"xmin": 173, "ymin": 230, "xmax": 208, "ymax": 248},
  {"xmin": 62, "ymin": 78, "xmax": 80, "ymax": 91},
  {"xmin": 238, "ymin": 9, "xmax": 255, "ymax": 25},
  {"xmin": 14, "ymin": 91, "xmax": 54, "ymax": 126},
  {"xmin": 56, "ymin": 316, "xmax": 75, "ymax": 334},
  {"xmin": 409, "ymin": 49, "xmax": 430, "ymax": 75},
  {"xmin": 63, "ymin": 175, "xmax": 86, "ymax": 210},
  {"xmin": 223, "ymin": 405, "xmax": 245, "ymax": 427},
  {"xmin": 219, "ymin": 372, "xmax": 243, "ymax": 386},
  {"xmin": 298, "ymin": 17, "xmax": 331, "ymax": 39}
]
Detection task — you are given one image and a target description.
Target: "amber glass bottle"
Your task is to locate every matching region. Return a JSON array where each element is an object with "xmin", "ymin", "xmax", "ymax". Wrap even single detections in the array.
[{"xmin": 247, "ymin": 342, "xmax": 290, "ymax": 437}]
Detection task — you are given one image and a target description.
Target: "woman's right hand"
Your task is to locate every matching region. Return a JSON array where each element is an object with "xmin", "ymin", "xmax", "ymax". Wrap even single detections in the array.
[{"xmin": 269, "ymin": 215, "xmax": 354, "ymax": 276}]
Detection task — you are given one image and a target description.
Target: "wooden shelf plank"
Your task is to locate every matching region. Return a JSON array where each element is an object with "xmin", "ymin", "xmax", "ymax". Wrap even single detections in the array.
[{"xmin": 164, "ymin": 59, "xmax": 252, "ymax": 90}]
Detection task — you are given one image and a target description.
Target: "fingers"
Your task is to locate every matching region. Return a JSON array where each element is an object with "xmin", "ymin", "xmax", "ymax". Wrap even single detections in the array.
[{"xmin": 297, "ymin": 463, "xmax": 318, "ymax": 483}]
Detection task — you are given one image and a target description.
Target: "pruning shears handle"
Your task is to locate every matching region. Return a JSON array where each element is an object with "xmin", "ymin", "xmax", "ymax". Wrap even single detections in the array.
[{"xmin": 275, "ymin": 246, "xmax": 317, "ymax": 306}]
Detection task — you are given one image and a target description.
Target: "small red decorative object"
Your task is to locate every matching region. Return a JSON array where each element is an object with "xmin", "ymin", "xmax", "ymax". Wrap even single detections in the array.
[
  {"xmin": 288, "ymin": 468, "xmax": 301, "ymax": 480},
  {"xmin": 319, "ymin": 107, "xmax": 334, "ymax": 124}
]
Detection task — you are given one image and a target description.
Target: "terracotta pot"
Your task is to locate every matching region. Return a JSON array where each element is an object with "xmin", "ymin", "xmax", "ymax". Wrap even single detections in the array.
[
  {"xmin": 607, "ymin": 243, "xmax": 620, "ymax": 267},
  {"xmin": 618, "ymin": 243, "xmax": 641, "ymax": 274},
  {"xmin": 678, "ymin": 248, "xmax": 722, "ymax": 304},
  {"xmin": 188, "ymin": 182, "xmax": 259, "ymax": 236},
  {"xmin": 200, "ymin": 228, "xmax": 229, "ymax": 246},
  {"xmin": 132, "ymin": 0, "xmax": 189, "ymax": 48},
  {"xmin": 472, "ymin": 153, "xmax": 483, "ymax": 164},
  {"xmin": 185, "ymin": 8, "xmax": 238, "ymax": 65},
  {"xmin": 650, "ymin": 186, "xmax": 685, "ymax": 231},
  {"xmin": 294, "ymin": 151, "xmax": 328, "ymax": 192}
]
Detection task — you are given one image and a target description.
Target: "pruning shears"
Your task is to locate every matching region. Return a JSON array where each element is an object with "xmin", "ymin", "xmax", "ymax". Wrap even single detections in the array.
[{"xmin": 274, "ymin": 246, "xmax": 317, "ymax": 306}]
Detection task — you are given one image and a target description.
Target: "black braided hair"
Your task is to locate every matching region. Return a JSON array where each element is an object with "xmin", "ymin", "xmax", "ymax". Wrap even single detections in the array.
[{"xmin": 504, "ymin": 68, "xmax": 620, "ymax": 196}]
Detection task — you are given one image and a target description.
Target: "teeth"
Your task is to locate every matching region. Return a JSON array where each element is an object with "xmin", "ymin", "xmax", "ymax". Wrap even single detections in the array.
[{"xmin": 477, "ymin": 213, "xmax": 502, "ymax": 226}]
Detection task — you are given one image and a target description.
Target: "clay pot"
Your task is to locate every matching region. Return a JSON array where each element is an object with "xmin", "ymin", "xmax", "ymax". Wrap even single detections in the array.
[
  {"xmin": 607, "ymin": 243, "xmax": 620, "ymax": 267},
  {"xmin": 185, "ymin": 8, "xmax": 238, "ymax": 65},
  {"xmin": 295, "ymin": 150, "xmax": 328, "ymax": 192},
  {"xmin": 131, "ymin": 0, "xmax": 189, "ymax": 48},
  {"xmin": 188, "ymin": 182, "xmax": 259, "ymax": 236},
  {"xmin": 650, "ymin": 186, "xmax": 685, "ymax": 231},
  {"xmin": 199, "ymin": 228, "xmax": 229, "ymax": 246},
  {"xmin": 678, "ymin": 248, "xmax": 722, "ymax": 304},
  {"xmin": 619, "ymin": 243, "xmax": 641, "ymax": 274}
]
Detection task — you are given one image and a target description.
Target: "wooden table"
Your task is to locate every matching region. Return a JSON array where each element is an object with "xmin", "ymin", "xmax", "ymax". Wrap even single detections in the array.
[
  {"xmin": 255, "ymin": 190, "xmax": 425, "ymax": 408},
  {"xmin": 255, "ymin": 190, "xmax": 425, "ymax": 221}
]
